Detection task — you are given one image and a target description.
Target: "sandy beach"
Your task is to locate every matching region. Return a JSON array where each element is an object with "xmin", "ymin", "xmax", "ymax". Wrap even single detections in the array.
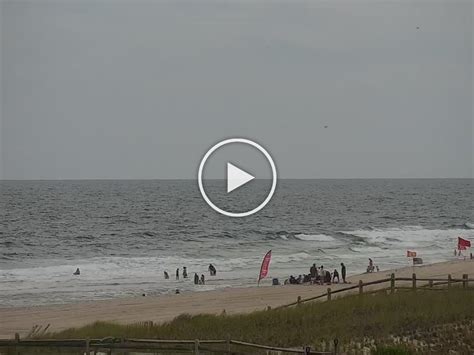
[{"xmin": 0, "ymin": 259, "xmax": 472, "ymax": 339}]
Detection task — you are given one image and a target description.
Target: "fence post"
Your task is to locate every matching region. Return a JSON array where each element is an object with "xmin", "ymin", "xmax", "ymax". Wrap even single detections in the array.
[
  {"xmin": 448, "ymin": 274, "xmax": 452, "ymax": 289},
  {"xmin": 226, "ymin": 336, "xmax": 231, "ymax": 355},
  {"xmin": 358, "ymin": 280, "xmax": 363, "ymax": 295},
  {"xmin": 390, "ymin": 273, "xmax": 395, "ymax": 294},
  {"xmin": 85, "ymin": 338, "xmax": 90, "ymax": 354},
  {"xmin": 297, "ymin": 296, "xmax": 302, "ymax": 305},
  {"xmin": 429, "ymin": 280, "xmax": 433, "ymax": 288},
  {"xmin": 14, "ymin": 333, "xmax": 20, "ymax": 343},
  {"xmin": 194, "ymin": 339, "xmax": 200, "ymax": 355},
  {"xmin": 463, "ymin": 274, "xmax": 468, "ymax": 288},
  {"xmin": 412, "ymin": 273, "xmax": 416, "ymax": 290},
  {"xmin": 333, "ymin": 338, "xmax": 339, "ymax": 355},
  {"xmin": 327, "ymin": 287, "xmax": 332, "ymax": 301}
]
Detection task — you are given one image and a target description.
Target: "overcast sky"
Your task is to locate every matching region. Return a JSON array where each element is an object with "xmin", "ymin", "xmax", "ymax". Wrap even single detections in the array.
[{"xmin": 1, "ymin": 0, "xmax": 472, "ymax": 179}]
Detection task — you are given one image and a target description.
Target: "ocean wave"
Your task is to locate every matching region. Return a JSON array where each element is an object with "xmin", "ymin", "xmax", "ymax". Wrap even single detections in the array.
[
  {"xmin": 464, "ymin": 222, "xmax": 474, "ymax": 229},
  {"xmin": 340, "ymin": 226, "xmax": 474, "ymax": 248},
  {"xmin": 294, "ymin": 234, "xmax": 335, "ymax": 242},
  {"xmin": 273, "ymin": 252, "xmax": 313, "ymax": 263}
]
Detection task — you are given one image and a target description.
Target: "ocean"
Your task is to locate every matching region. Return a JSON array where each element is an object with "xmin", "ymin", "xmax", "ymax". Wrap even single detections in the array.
[{"xmin": 1, "ymin": 179, "xmax": 473, "ymax": 307}]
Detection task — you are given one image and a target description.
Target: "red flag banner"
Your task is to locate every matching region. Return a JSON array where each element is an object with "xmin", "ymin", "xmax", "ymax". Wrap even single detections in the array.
[
  {"xmin": 458, "ymin": 237, "xmax": 471, "ymax": 250},
  {"xmin": 258, "ymin": 250, "xmax": 272, "ymax": 284},
  {"xmin": 407, "ymin": 250, "xmax": 417, "ymax": 258}
]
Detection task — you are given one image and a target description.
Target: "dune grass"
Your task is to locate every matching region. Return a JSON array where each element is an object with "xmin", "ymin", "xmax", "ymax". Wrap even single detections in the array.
[{"xmin": 41, "ymin": 289, "xmax": 473, "ymax": 350}]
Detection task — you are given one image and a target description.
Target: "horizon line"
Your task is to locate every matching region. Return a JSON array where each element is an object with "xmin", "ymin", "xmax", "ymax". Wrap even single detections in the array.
[{"xmin": 0, "ymin": 177, "xmax": 473, "ymax": 182}]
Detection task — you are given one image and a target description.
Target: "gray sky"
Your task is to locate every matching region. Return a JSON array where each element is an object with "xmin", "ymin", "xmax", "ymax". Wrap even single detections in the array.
[{"xmin": 1, "ymin": 0, "xmax": 472, "ymax": 179}]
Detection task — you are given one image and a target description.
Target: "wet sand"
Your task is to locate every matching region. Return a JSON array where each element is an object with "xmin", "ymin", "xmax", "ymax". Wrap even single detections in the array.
[{"xmin": 0, "ymin": 259, "xmax": 472, "ymax": 338}]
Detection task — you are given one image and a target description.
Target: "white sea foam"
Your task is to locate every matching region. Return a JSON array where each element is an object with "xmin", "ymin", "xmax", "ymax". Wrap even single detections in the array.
[
  {"xmin": 465, "ymin": 222, "xmax": 474, "ymax": 229},
  {"xmin": 341, "ymin": 226, "xmax": 474, "ymax": 248}
]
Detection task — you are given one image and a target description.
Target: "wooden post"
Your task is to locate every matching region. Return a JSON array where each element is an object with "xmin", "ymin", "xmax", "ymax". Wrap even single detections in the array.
[
  {"xmin": 327, "ymin": 287, "xmax": 332, "ymax": 301},
  {"xmin": 14, "ymin": 333, "xmax": 20, "ymax": 343},
  {"xmin": 429, "ymin": 280, "xmax": 433, "ymax": 288},
  {"xmin": 412, "ymin": 273, "xmax": 416, "ymax": 290},
  {"xmin": 85, "ymin": 338, "xmax": 90, "ymax": 354},
  {"xmin": 390, "ymin": 273, "xmax": 395, "ymax": 294},
  {"xmin": 194, "ymin": 339, "xmax": 200, "ymax": 355},
  {"xmin": 358, "ymin": 280, "xmax": 363, "ymax": 295},
  {"xmin": 226, "ymin": 336, "xmax": 231, "ymax": 355},
  {"xmin": 462, "ymin": 274, "xmax": 468, "ymax": 288},
  {"xmin": 334, "ymin": 338, "xmax": 339, "ymax": 355},
  {"xmin": 448, "ymin": 274, "xmax": 452, "ymax": 289},
  {"xmin": 297, "ymin": 296, "xmax": 302, "ymax": 305}
]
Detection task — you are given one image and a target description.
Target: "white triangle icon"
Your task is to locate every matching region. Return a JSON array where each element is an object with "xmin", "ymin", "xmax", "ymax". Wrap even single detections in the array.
[{"xmin": 227, "ymin": 162, "xmax": 255, "ymax": 193}]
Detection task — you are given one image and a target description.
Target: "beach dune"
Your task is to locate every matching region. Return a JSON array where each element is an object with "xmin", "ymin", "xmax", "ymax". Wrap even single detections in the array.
[{"xmin": 0, "ymin": 259, "xmax": 472, "ymax": 338}]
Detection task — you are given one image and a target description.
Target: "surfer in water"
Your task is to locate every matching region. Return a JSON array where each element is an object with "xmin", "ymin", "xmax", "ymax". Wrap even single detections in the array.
[
  {"xmin": 200, "ymin": 274, "xmax": 205, "ymax": 285},
  {"xmin": 183, "ymin": 267, "xmax": 188, "ymax": 278},
  {"xmin": 194, "ymin": 273, "xmax": 199, "ymax": 285},
  {"xmin": 73, "ymin": 268, "xmax": 80, "ymax": 275},
  {"xmin": 164, "ymin": 271, "xmax": 169, "ymax": 279},
  {"xmin": 176, "ymin": 268, "xmax": 179, "ymax": 280}
]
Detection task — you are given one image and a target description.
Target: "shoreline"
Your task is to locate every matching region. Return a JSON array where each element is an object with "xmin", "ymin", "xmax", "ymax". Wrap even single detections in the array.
[{"xmin": 0, "ymin": 258, "xmax": 472, "ymax": 338}]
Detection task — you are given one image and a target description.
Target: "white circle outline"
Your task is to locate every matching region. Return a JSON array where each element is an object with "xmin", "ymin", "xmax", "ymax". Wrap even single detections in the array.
[{"xmin": 198, "ymin": 138, "xmax": 277, "ymax": 218}]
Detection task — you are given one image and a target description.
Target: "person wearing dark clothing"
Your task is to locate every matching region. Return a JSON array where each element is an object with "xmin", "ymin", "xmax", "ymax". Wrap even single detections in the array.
[
  {"xmin": 200, "ymin": 274, "xmax": 205, "ymax": 285},
  {"xmin": 332, "ymin": 269, "xmax": 339, "ymax": 283},
  {"xmin": 176, "ymin": 268, "xmax": 179, "ymax": 280},
  {"xmin": 164, "ymin": 271, "xmax": 169, "ymax": 279},
  {"xmin": 208, "ymin": 264, "xmax": 217, "ymax": 276},
  {"xmin": 310, "ymin": 264, "xmax": 317, "ymax": 279},
  {"xmin": 194, "ymin": 273, "xmax": 199, "ymax": 285},
  {"xmin": 325, "ymin": 270, "xmax": 331, "ymax": 284},
  {"xmin": 341, "ymin": 263, "xmax": 346, "ymax": 283},
  {"xmin": 182, "ymin": 267, "xmax": 188, "ymax": 278}
]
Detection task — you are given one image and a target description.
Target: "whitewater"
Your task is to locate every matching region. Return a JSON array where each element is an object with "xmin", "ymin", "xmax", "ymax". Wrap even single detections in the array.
[{"xmin": 1, "ymin": 179, "xmax": 472, "ymax": 307}]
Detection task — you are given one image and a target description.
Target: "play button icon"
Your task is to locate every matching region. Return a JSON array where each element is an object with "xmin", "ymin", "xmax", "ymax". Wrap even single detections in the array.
[
  {"xmin": 198, "ymin": 138, "xmax": 277, "ymax": 217},
  {"xmin": 227, "ymin": 163, "xmax": 255, "ymax": 193}
]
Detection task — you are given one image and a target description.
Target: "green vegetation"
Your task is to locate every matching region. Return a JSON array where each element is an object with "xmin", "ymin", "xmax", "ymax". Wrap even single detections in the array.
[
  {"xmin": 39, "ymin": 289, "xmax": 473, "ymax": 353},
  {"xmin": 373, "ymin": 346, "xmax": 412, "ymax": 355}
]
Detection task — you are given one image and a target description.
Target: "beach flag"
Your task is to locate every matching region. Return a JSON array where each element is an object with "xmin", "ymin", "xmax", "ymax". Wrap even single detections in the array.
[
  {"xmin": 458, "ymin": 237, "xmax": 471, "ymax": 250},
  {"xmin": 407, "ymin": 250, "xmax": 417, "ymax": 258},
  {"xmin": 258, "ymin": 250, "xmax": 272, "ymax": 284}
]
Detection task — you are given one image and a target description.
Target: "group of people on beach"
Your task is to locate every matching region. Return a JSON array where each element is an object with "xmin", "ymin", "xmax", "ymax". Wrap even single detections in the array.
[
  {"xmin": 285, "ymin": 259, "xmax": 379, "ymax": 286},
  {"xmin": 164, "ymin": 264, "xmax": 217, "ymax": 286},
  {"xmin": 285, "ymin": 262, "xmax": 347, "ymax": 285}
]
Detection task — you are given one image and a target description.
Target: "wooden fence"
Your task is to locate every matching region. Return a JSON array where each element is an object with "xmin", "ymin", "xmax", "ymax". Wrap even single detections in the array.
[
  {"xmin": 273, "ymin": 273, "xmax": 472, "ymax": 309},
  {"xmin": 0, "ymin": 274, "xmax": 471, "ymax": 354},
  {"xmin": 0, "ymin": 336, "xmax": 337, "ymax": 354}
]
